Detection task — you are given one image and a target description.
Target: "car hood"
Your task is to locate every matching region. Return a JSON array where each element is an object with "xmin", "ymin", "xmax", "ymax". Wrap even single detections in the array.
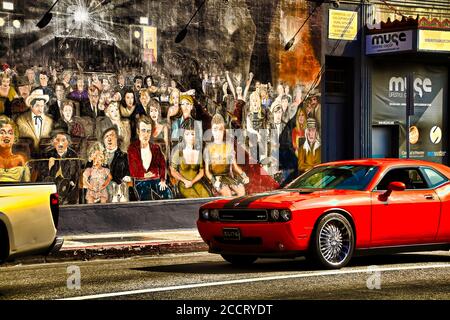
[{"xmin": 205, "ymin": 189, "xmax": 365, "ymax": 209}]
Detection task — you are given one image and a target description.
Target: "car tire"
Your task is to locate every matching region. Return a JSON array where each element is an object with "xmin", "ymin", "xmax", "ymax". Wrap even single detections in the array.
[
  {"xmin": 221, "ymin": 254, "xmax": 257, "ymax": 266},
  {"xmin": 0, "ymin": 223, "xmax": 9, "ymax": 263},
  {"xmin": 311, "ymin": 212, "xmax": 355, "ymax": 269}
]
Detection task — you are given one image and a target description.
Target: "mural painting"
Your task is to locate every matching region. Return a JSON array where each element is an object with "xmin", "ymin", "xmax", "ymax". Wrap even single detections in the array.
[{"xmin": 0, "ymin": 0, "xmax": 323, "ymax": 204}]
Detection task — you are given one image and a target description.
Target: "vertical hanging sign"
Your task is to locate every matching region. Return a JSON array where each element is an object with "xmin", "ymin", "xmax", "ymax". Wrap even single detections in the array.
[{"xmin": 142, "ymin": 26, "xmax": 158, "ymax": 64}]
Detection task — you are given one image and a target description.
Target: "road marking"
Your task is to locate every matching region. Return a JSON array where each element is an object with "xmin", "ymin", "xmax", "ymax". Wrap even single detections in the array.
[{"xmin": 59, "ymin": 263, "xmax": 450, "ymax": 300}]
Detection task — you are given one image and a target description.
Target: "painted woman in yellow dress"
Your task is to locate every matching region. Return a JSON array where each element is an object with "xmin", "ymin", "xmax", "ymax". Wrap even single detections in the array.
[
  {"xmin": 204, "ymin": 114, "xmax": 249, "ymax": 197},
  {"xmin": 170, "ymin": 118, "xmax": 211, "ymax": 198},
  {"xmin": 0, "ymin": 115, "xmax": 30, "ymax": 182}
]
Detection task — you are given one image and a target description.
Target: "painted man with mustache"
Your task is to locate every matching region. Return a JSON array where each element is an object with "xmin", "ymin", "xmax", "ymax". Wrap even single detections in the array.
[{"xmin": 45, "ymin": 130, "xmax": 80, "ymax": 204}]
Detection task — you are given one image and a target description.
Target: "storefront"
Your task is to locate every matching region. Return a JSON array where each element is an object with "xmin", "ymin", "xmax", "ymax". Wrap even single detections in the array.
[{"xmin": 366, "ymin": 17, "xmax": 450, "ymax": 164}]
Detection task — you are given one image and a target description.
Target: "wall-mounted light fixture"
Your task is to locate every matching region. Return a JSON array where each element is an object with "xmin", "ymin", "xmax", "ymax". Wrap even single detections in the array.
[
  {"xmin": 175, "ymin": 0, "xmax": 206, "ymax": 43},
  {"xmin": 285, "ymin": 1, "xmax": 325, "ymax": 50},
  {"xmin": 36, "ymin": 0, "xmax": 60, "ymax": 29},
  {"xmin": 331, "ymin": 0, "xmax": 340, "ymax": 8}
]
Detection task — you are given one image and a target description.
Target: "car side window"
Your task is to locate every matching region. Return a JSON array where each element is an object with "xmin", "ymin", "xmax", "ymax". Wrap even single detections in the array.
[
  {"xmin": 422, "ymin": 167, "xmax": 448, "ymax": 188},
  {"xmin": 376, "ymin": 168, "xmax": 427, "ymax": 190}
]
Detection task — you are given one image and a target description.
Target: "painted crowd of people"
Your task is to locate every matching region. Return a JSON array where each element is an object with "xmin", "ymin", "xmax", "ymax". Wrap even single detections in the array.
[{"xmin": 0, "ymin": 63, "xmax": 322, "ymax": 204}]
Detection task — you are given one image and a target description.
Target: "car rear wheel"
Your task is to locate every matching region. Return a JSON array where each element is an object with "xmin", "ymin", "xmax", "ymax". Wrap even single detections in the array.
[
  {"xmin": 221, "ymin": 254, "xmax": 257, "ymax": 266},
  {"xmin": 311, "ymin": 213, "xmax": 354, "ymax": 269},
  {"xmin": 0, "ymin": 222, "xmax": 9, "ymax": 263}
]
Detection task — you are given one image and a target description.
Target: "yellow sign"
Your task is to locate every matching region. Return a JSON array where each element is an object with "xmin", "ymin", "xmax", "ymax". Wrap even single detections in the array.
[
  {"xmin": 418, "ymin": 29, "xmax": 450, "ymax": 52},
  {"xmin": 328, "ymin": 9, "xmax": 358, "ymax": 40},
  {"xmin": 142, "ymin": 26, "xmax": 158, "ymax": 63}
]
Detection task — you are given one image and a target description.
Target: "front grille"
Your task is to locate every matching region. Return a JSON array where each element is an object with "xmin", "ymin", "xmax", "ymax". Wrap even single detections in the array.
[{"xmin": 218, "ymin": 209, "xmax": 268, "ymax": 222}]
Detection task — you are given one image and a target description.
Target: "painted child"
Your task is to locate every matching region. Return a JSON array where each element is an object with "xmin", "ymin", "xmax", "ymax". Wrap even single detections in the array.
[{"xmin": 83, "ymin": 142, "xmax": 112, "ymax": 204}]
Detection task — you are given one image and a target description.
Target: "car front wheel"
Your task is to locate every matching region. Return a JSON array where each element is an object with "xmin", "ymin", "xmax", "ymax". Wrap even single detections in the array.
[
  {"xmin": 311, "ymin": 213, "xmax": 354, "ymax": 269},
  {"xmin": 221, "ymin": 254, "xmax": 257, "ymax": 266}
]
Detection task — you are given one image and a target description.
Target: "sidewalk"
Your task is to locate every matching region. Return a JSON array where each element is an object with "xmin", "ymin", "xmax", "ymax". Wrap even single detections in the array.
[{"xmin": 4, "ymin": 229, "xmax": 208, "ymax": 266}]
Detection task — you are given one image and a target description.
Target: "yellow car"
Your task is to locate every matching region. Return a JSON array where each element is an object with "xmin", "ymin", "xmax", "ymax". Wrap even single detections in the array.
[{"xmin": 0, "ymin": 182, "xmax": 63, "ymax": 262}]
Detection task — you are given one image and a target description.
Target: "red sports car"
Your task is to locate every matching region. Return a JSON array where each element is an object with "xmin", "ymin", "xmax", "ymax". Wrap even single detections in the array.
[{"xmin": 197, "ymin": 159, "xmax": 450, "ymax": 269}]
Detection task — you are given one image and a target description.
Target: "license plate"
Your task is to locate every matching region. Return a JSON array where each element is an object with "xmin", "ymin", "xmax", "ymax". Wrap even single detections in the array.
[{"xmin": 223, "ymin": 228, "xmax": 241, "ymax": 241}]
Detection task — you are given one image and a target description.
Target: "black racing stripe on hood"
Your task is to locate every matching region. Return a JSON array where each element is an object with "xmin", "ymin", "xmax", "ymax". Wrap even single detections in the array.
[
  {"xmin": 222, "ymin": 195, "xmax": 249, "ymax": 209},
  {"xmin": 225, "ymin": 190, "xmax": 288, "ymax": 209}
]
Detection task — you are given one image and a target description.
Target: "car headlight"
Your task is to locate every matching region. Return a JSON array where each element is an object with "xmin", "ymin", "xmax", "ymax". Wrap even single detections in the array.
[
  {"xmin": 270, "ymin": 209, "xmax": 280, "ymax": 221},
  {"xmin": 201, "ymin": 209, "xmax": 209, "ymax": 220},
  {"xmin": 280, "ymin": 209, "xmax": 292, "ymax": 221},
  {"xmin": 210, "ymin": 209, "xmax": 219, "ymax": 221}
]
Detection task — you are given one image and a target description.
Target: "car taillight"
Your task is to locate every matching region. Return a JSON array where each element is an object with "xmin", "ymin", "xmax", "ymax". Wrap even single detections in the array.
[
  {"xmin": 50, "ymin": 193, "xmax": 59, "ymax": 228},
  {"xmin": 51, "ymin": 193, "xmax": 59, "ymax": 206}
]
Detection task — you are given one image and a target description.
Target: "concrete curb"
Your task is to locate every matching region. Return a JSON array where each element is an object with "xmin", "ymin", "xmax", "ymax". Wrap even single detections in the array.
[{"xmin": 2, "ymin": 240, "xmax": 208, "ymax": 266}]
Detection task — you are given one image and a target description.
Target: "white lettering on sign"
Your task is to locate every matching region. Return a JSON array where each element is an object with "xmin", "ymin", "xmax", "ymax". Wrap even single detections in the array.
[
  {"xmin": 366, "ymin": 30, "xmax": 413, "ymax": 54},
  {"xmin": 389, "ymin": 76, "xmax": 432, "ymax": 98}
]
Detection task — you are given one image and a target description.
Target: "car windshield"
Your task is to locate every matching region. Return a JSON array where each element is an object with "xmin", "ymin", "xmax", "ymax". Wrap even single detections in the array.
[{"xmin": 286, "ymin": 165, "xmax": 379, "ymax": 191}]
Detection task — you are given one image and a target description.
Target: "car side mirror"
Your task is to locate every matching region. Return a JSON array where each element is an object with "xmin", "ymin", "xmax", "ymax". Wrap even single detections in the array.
[{"xmin": 378, "ymin": 181, "xmax": 406, "ymax": 201}]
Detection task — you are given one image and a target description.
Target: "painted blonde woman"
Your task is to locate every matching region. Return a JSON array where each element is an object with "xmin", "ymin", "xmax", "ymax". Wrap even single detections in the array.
[
  {"xmin": 0, "ymin": 115, "xmax": 30, "ymax": 182},
  {"xmin": 246, "ymin": 91, "xmax": 266, "ymax": 143},
  {"xmin": 83, "ymin": 142, "xmax": 112, "ymax": 204},
  {"xmin": 204, "ymin": 114, "xmax": 249, "ymax": 197}
]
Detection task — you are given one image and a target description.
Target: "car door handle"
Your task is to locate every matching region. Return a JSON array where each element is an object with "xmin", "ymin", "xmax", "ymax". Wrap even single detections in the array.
[{"xmin": 424, "ymin": 194, "xmax": 434, "ymax": 200}]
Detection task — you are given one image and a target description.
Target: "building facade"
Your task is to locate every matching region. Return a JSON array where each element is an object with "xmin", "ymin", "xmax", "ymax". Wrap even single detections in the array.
[
  {"xmin": 0, "ymin": 0, "xmax": 449, "ymax": 206},
  {"xmin": 321, "ymin": 0, "xmax": 450, "ymax": 165}
]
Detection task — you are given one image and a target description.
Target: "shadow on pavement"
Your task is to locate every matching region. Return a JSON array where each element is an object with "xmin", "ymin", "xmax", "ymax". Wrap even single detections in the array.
[
  {"xmin": 349, "ymin": 252, "xmax": 450, "ymax": 267},
  {"xmin": 131, "ymin": 252, "xmax": 450, "ymax": 274}
]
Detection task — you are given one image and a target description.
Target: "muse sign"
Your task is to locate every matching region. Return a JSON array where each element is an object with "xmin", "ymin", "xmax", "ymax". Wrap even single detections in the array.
[{"xmin": 366, "ymin": 30, "xmax": 414, "ymax": 55}]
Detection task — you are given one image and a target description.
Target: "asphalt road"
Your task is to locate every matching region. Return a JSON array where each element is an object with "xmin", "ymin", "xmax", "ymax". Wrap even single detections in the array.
[{"xmin": 0, "ymin": 251, "xmax": 449, "ymax": 300}]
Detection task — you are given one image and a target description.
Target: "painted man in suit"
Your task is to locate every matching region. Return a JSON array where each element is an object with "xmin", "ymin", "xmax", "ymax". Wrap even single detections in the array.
[
  {"xmin": 102, "ymin": 126, "xmax": 131, "ymax": 202},
  {"xmin": 80, "ymin": 85, "xmax": 104, "ymax": 119},
  {"xmin": 47, "ymin": 82, "xmax": 67, "ymax": 122},
  {"xmin": 45, "ymin": 130, "xmax": 80, "ymax": 204},
  {"xmin": 16, "ymin": 89, "xmax": 53, "ymax": 155}
]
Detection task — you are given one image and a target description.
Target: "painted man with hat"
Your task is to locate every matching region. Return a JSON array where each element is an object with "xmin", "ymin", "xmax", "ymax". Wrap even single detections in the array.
[
  {"xmin": 16, "ymin": 88, "xmax": 53, "ymax": 154},
  {"xmin": 10, "ymin": 76, "xmax": 31, "ymax": 120},
  {"xmin": 304, "ymin": 88, "xmax": 321, "ymax": 129},
  {"xmin": 298, "ymin": 117, "xmax": 321, "ymax": 174},
  {"xmin": 43, "ymin": 128, "xmax": 80, "ymax": 204}
]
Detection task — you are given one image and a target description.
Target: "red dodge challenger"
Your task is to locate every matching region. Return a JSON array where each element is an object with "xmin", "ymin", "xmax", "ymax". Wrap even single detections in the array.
[{"xmin": 197, "ymin": 159, "xmax": 450, "ymax": 269}]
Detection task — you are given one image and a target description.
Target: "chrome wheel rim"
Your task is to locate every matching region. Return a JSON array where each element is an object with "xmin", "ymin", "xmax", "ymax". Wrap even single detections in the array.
[{"xmin": 318, "ymin": 218, "xmax": 352, "ymax": 266}]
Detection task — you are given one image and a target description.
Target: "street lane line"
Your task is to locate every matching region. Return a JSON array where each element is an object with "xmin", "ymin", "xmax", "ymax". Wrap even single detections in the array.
[{"xmin": 59, "ymin": 263, "xmax": 450, "ymax": 300}]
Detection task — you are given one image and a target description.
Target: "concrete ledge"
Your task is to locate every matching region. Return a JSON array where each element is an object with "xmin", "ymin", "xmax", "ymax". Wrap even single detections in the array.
[
  {"xmin": 2, "ymin": 241, "xmax": 209, "ymax": 266},
  {"xmin": 58, "ymin": 198, "xmax": 218, "ymax": 236},
  {"xmin": 50, "ymin": 240, "xmax": 208, "ymax": 262}
]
